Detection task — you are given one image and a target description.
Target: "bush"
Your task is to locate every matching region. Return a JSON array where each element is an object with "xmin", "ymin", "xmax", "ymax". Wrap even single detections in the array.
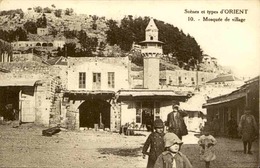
[
  {"xmin": 33, "ymin": 6, "xmax": 42, "ymax": 13},
  {"xmin": 54, "ymin": 9, "xmax": 62, "ymax": 18},
  {"xmin": 24, "ymin": 21, "xmax": 37, "ymax": 34},
  {"xmin": 0, "ymin": 9, "xmax": 23, "ymax": 16},
  {"xmin": 65, "ymin": 8, "xmax": 73, "ymax": 16},
  {"xmin": 43, "ymin": 7, "xmax": 52, "ymax": 13}
]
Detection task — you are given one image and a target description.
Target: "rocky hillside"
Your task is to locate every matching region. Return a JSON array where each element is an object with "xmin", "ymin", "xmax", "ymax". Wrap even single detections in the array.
[
  {"xmin": 0, "ymin": 7, "xmax": 230, "ymax": 74},
  {"xmin": 0, "ymin": 8, "xmax": 108, "ymax": 43}
]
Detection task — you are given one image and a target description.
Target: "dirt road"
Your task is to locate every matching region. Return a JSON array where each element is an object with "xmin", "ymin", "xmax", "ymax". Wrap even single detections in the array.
[{"xmin": 0, "ymin": 124, "xmax": 258, "ymax": 168}]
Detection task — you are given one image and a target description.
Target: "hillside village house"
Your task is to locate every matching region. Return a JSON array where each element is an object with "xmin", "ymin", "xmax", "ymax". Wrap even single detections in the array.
[
  {"xmin": 203, "ymin": 76, "xmax": 259, "ymax": 136},
  {"xmin": 37, "ymin": 27, "xmax": 49, "ymax": 36},
  {"xmin": 160, "ymin": 69, "xmax": 217, "ymax": 87},
  {"xmin": 206, "ymin": 74, "xmax": 244, "ymax": 87},
  {"xmin": 11, "ymin": 40, "xmax": 65, "ymax": 49}
]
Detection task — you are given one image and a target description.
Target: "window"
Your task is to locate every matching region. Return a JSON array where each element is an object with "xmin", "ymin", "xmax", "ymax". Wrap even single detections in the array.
[
  {"xmin": 93, "ymin": 73, "xmax": 101, "ymax": 89},
  {"xmin": 191, "ymin": 77, "xmax": 195, "ymax": 85},
  {"xmin": 178, "ymin": 76, "xmax": 182, "ymax": 84},
  {"xmin": 150, "ymin": 36, "xmax": 153, "ymax": 40},
  {"xmin": 79, "ymin": 72, "xmax": 86, "ymax": 88},
  {"xmin": 108, "ymin": 72, "xmax": 115, "ymax": 88},
  {"xmin": 201, "ymin": 78, "xmax": 204, "ymax": 82},
  {"xmin": 169, "ymin": 76, "xmax": 172, "ymax": 85}
]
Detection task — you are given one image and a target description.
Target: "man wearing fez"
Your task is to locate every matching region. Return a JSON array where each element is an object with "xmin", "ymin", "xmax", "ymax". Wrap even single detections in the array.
[{"xmin": 165, "ymin": 104, "xmax": 188, "ymax": 140}]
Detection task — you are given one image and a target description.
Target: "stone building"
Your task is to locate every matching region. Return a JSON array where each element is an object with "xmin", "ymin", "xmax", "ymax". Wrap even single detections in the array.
[
  {"xmin": 206, "ymin": 74, "xmax": 244, "ymax": 87},
  {"xmin": 160, "ymin": 69, "xmax": 217, "ymax": 87},
  {"xmin": 0, "ymin": 62, "xmax": 63, "ymax": 126},
  {"xmin": 63, "ymin": 56, "xmax": 130, "ymax": 130},
  {"xmin": 0, "ymin": 49, "xmax": 66, "ymax": 127},
  {"xmin": 11, "ymin": 40, "xmax": 65, "ymax": 49},
  {"xmin": 37, "ymin": 28, "xmax": 49, "ymax": 36},
  {"xmin": 203, "ymin": 76, "xmax": 259, "ymax": 136}
]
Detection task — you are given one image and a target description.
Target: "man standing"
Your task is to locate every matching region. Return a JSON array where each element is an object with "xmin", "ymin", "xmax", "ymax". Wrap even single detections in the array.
[
  {"xmin": 165, "ymin": 104, "xmax": 188, "ymax": 140},
  {"xmin": 238, "ymin": 107, "xmax": 257, "ymax": 154}
]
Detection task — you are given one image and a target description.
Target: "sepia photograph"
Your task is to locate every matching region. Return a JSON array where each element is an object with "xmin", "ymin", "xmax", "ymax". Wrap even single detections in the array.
[{"xmin": 0, "ymin": 0, "xmax": 259, "ymax": 167}]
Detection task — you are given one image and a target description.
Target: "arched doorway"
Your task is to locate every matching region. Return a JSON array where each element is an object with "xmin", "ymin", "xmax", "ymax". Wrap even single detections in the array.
[{"xmin": 78, "ymin": 98, "xmax": 111, "ymax": 129}]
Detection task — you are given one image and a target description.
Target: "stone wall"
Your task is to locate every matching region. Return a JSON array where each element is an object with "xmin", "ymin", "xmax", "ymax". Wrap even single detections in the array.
[
  {"xmin": 0, "ymin": 60, "xmax": 67, "ymax": 127},
  {"xmin": 12, "ymin": 53, "xmax": 43, "ymax": 63}
]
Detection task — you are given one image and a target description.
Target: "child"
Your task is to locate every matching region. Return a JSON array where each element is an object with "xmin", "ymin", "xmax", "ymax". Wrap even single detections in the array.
[
  {"xmin": 198, "ymin": 126, "xmax": 217, "ymax": 168},
  {"xmin": 142, "ymin": 118, "xmax": 165, "ymax": 168},
  {"xmin": 154, "ymin": 133, "xmax": 193, "ymax": 168}
]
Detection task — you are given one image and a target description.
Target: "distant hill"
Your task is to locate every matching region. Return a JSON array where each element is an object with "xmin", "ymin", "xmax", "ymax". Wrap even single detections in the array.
[{"xmin": 0, "ymin": 7, "xmax": 229, "ymax": 74}]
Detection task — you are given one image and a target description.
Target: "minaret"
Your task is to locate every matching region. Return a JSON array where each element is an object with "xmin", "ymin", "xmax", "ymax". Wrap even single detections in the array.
[{"xmin": 140, "ymin": 18, "xmax": 163, "ymax": 89}]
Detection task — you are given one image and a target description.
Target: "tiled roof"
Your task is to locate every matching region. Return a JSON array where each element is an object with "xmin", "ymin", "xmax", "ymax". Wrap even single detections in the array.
[
  {"xmin": 45, "ymin": 56, "xmax": 67, "ymax": 65},
  {"xmin": 206, "ymin": 74, "xmax": 241, "ymax": 83}
]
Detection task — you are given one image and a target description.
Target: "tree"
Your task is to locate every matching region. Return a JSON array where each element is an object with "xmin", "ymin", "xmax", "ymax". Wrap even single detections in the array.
[
  {"xmin": 64, "ymin": 30, "xmax": 77, "ymax": 39},
  {"xmin": 97, "ymin": 41, "xmax": 106, "ymax": 56},
  {"xmin": 57, "ymin": 43, "xmax": 76, "ymax": 57},
  {"xmin": 65, "ymin": 42, "xmax": 76, "ymax": 57},
  {"xmin": 50, "ymin": 27, "xmax": 58, "ymax": 37},
  {"xmin": 77, "ymin": 30, "xmax": 98, "ymax": 56},
  {"xmin": 65, "ymin": 8, "xmax": 73, "ymax": 16},
  {"xmin": 129, "ymin": 50, "xmax": 143, "ymax": 66},
  {"xmin": 14, "ymin": 27, "xmax": 28, "ymax": 41},
  {"xmin": 0, "ymin": 39, "xmax": 13, "ymax": 57},
  {"xmin": 105, "ymin": 16, "xmax": 203, "ymax": 64},
  {"xmin": 36, "ymin": 14, "xmax": 47, "ymax": 28},
  {"xmin": 106, "ymin": 19, "xmax": 120, "ymax": 45},
  {"xmin": 0, "ymin": 9, "xmax": 23, "ymax": 16},
  {"xmin": 0, "ymin": 30, "xmax": 9, "ymax": 41},
  {"xmin": 24, "ymin": 21, "xmax": 37, "ymax": 34},
  {"xmin": 43, "ymin": 7, "xmax": 52, "ymax": 13},
  {"xmin": 54, "ymin": 9, "xmax": 62, "ymax": 18},
  {"xmin": 34, "ymin": 6, "xmax": 42, "ymax": 13}
]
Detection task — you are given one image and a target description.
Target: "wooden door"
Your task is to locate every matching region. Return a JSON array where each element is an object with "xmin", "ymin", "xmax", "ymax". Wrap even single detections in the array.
[{"xmin": 21, "ymin": 100, "xmax": 35, "ymax": 122}]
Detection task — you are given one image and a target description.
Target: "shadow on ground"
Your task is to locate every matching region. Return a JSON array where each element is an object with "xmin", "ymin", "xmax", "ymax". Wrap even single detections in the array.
[{"xmin": 97, "ymin": 147, "xmax": 143, "ymax": 157}]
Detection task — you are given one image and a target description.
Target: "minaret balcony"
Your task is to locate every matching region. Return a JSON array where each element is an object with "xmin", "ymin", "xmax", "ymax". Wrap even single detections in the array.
[
  {"xmin": 141, "ymin": 52, "xmax": 162, "ymax": 58},
  {"xmin": 141, "ymin": 47, "xmax": 163, "ymax": 54}
]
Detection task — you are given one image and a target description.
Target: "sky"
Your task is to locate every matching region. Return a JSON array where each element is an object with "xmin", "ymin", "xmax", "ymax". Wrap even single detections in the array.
[{"xmin": 0, "ymin": 0, "xmax": 259, "ymax": 78}]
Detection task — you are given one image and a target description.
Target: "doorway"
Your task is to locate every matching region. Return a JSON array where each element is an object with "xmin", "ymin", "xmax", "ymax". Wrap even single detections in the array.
[{"xmin": 78, "ymin": 98, "xmax": 111, "ymax": 129}]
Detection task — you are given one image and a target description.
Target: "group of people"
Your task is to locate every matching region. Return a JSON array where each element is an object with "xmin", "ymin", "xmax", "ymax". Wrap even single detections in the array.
[
  {"xmin": 142, "ymin": 104, "xmax": 217, "ymax": 168},
  {"xmin": 142, "ymin": 104, "xmax": 258, "ymax": 168},
  {"xmin": 0, "ymin": 104, "xmax": 19, "ymax": 121}
]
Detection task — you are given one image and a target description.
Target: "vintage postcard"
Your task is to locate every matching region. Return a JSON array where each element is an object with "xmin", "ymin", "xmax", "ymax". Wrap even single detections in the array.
[{"xmin": 0, "ymin": 0, "xmax": 259, "ymax": 167}]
